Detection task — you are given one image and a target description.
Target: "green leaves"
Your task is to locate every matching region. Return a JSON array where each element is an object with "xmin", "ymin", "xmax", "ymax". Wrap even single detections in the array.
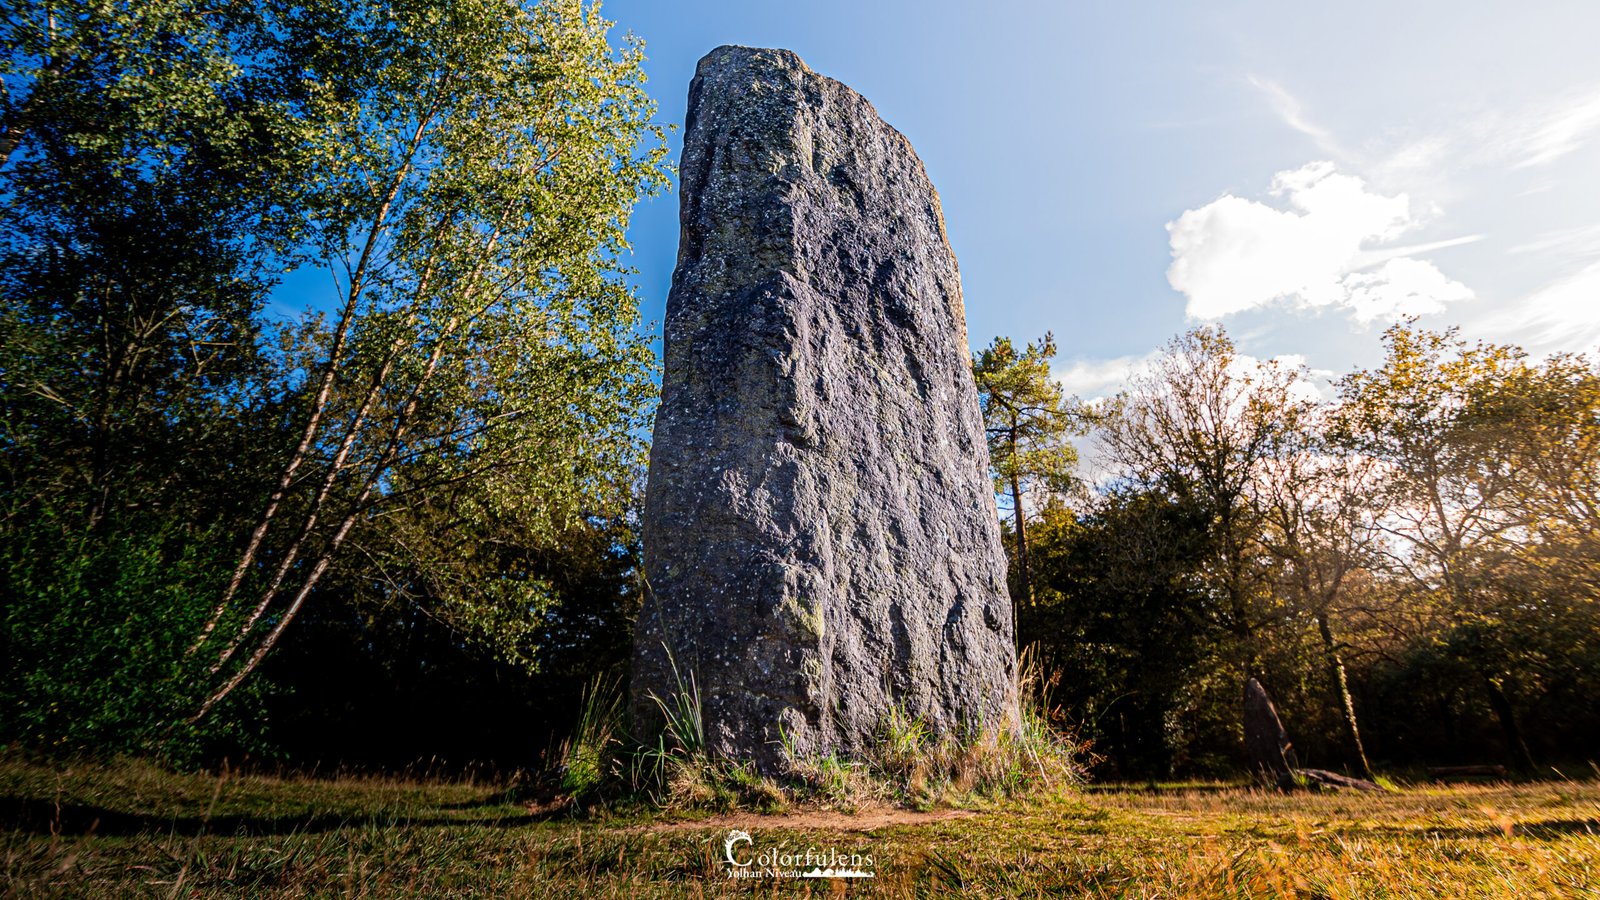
[
  {"xmin": 186, "ymin": 0, "xmax": 672, "ymax": 699},
  {"xmin": 0, "ymin": 509, "xmax": 270, "ymax": 758},
  {"xmin": 973, "ymin": 331, "xmax": 1085, "ymax": 606},
  {"xmin": 2, "ymin": 0, "xmax": 672, "ymax": 743},
  {"xmin": 973, "ymin": 332, "xmax": 1084, "ymax": 503}
]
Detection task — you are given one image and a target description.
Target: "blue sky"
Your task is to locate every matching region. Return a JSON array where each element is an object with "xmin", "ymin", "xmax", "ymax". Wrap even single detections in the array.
[{"xmin": 604, "ymin": 0, "xmax": 1600, "ymax": 399}]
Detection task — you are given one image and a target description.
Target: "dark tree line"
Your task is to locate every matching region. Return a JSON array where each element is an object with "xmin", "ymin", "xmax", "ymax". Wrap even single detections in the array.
[{"xmin": 980, "ymin": 325, "xmax": 1600, "ymax": 779}]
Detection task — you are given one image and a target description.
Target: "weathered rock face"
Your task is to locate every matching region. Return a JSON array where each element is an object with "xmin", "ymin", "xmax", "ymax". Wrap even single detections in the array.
[{"xmin": 631, "ymin": 45, "xmax": 1018, "ymax": 773}]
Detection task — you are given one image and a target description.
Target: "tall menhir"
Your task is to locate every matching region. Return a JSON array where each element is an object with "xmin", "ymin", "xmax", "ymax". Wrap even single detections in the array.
[{"xmin": 632, "ymin": 45, "xmax": 1018, "ymax": 773}]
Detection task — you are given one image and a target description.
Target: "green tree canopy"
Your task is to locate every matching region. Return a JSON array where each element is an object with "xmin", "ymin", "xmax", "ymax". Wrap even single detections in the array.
[
  {"xmin": 1331, "ymin": 322, "xmax": 1600, "ymax": 771},
  {"xmin": 1, "ymin": 0, "xmax": 301, "ymax": 531},
  {"xmin": 1098, "ymin": 326, "xmax": 1311, "ymax": 672},
  {"xmin": 972, "ymin": 332, "xmax": 1081, "ymax": 607},
  {"xmin": 0, "ymin": 0, "xmax": 670, "ymax": 752}
]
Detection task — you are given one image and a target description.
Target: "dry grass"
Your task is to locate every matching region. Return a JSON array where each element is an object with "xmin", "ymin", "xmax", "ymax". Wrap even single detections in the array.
[{"xmin": 2, "ymin": 753, "xmax": 1598, "ymax": 897}]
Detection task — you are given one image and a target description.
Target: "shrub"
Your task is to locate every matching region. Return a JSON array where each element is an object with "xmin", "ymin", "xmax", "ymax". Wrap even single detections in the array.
[{"xmin": 0, "ymin": 511, "xmax": 268, "ymax": 762}]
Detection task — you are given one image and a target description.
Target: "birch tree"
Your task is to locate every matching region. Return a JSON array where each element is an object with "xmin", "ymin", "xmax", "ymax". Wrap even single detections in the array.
[
  {"xmin": 186, "ymin": 0, "xmax": 669, "ymax": 721},
  {"xmin": 1254, "ymin": 421, "xmax": 1385, "ymax": 779}
]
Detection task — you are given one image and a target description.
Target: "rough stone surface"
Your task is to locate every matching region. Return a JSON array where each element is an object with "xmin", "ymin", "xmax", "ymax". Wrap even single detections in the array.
[
  {"xmin": 1244, "ymin": 677, "xmax": 1300, "ymax": 786},
  {"xmin": 631, "ymin": 45, "xmax": 1018, "ymax": 773}
]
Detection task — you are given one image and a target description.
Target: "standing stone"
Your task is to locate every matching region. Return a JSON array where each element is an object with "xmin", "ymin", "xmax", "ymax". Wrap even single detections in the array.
[
  {"xmin": 631, "ymin": 46, "xmax": 1018, "ymax": 774},
  {"xmin": 1243, "ymin": 677, "xmax": 1300, "ymax": 787}
]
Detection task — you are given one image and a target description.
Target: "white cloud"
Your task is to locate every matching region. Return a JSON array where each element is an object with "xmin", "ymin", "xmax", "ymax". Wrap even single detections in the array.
[
  {"xmin": 1340, "ymin": 257, "xmax": 1473, "ymax": 323},
  {"xmin": 1235, "ymin": 351, "xmax": 1337, "ymax": 403},
  {"xmin": 1054, "ymin": 352, "xmax": 1159, "ymax": 403},
  {"xmin": 1166, "ymin": 162, "xmax": 1475, "ymax": 322},
  {"xmin": 1067, "ymin": 346, "xmax": 1338, "ymax": 485},
  {"xmin": 1055, "ymin": 349, "xmax": 1334, "ymax": 405}
]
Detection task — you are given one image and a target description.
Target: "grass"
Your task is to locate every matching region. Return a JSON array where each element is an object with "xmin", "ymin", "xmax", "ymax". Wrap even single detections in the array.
[
  {"xmin": 3, "ymin": 753, "xmax": 1598, "ymax": 897},
  {"xmin": 594, "ymin": 644, "xmax": 1088, "ymax": 814}
]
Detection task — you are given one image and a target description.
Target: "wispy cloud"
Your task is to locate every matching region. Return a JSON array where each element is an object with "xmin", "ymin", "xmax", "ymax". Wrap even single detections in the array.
[
  {"xmin": 1373, "ymin": 136, "xmax": 1451, "ymax": 179},
  {"xmin": 1252, "ymin": 78, "xmax": 1600, "ymax": 183},
  {"xmin": 1509, "ymin": 89, "xmax": 1600, "ymax": 168},
  {"xmin": 1475, "ymin": 261, "xmax": 1600, "ymax": 352},
  {"xmin": 1248, "ymin": 75, "xmax": 1348, "ymax": 157},
  {"xmin": 1507, "ymin": 224, "xmax": 1600, "ymax": 259},
  {"xmin": 1420, "ymin": 86, "xmax": 1600, "ymax": 172},
  {"xmin": 1488, "ymin": 224, "xmax": 1600, "ymax": 350},
  {"xmin": 1350, "ymin": 234, "xmax": 1486, "ymax": 269}
]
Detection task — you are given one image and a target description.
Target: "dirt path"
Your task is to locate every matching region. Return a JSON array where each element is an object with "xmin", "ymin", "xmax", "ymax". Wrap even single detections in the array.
[{"xmin": 612, "ymin": 806, "xmax": 978, "ymax": 833}]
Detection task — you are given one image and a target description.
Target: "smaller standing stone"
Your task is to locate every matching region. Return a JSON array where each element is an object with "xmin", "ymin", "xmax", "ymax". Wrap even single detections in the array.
[{"xmin": 1243, "ymin": 677, "xmax": 1299, "ymax": 788}]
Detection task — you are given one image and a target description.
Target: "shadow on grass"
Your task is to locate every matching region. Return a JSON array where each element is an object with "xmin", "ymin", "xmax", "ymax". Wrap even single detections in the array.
[
  {"xmin": 430, "ymin": 787, "xmax": 528, "ymax": 810},
  {"xmin": 0, "ymin": 794, "xmax": 560, "ymax": 837},
  {"xmin": 1365, "ymin": 818, "xmax": 1600, "ymax": 841},
  {"xmin": 1514, "ymin": 818, "xmax": 1600, "ymax": 839},
  {"xmin": 1080, "ymin": 782, "xmax": 1245, "ymax": 794}
]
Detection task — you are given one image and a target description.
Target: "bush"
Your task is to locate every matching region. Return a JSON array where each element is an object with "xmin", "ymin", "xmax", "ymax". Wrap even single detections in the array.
[{"xmin": 0, "ymin": 511, "xmax": 267, "ymax": 762}]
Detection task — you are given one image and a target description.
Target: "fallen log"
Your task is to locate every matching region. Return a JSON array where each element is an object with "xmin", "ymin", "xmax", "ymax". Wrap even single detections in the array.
[{"xmin": 1292, "ymin": 768, "xmax": 1387, "ymax": 792}]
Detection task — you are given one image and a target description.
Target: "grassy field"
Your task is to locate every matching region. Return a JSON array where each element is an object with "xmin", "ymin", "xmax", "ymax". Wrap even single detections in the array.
[{"xmin": 3, "ymin": 754, "xmax": 1598, "ymax": 897}]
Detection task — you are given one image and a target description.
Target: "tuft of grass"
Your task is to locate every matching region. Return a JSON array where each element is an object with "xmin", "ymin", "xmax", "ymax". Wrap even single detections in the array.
[
  {"xmin": 876, "ymin": 701, "xmax": 934, "ymax": 781},
  {"xmin": 613, "ymin": 648, "xmax": 788, "ymax": 814},
  {"xmin": 779, "ymin": 646, "xmax": 1091, "ymax": 811},
  {"xmin": 555, "ymin": 642, "xmax": 1090, "ymax": 818},
  {"xmin": 658, "ymin": 756, "xmax": 789, "ymax": 814},
  {"xmin": 547, "ymin": 644, "xmax": 1091, "ymax": 818},
  {"xmin": 644, "ymin": 646, "xmax": 705, "ymax": 758},
  {"xmin": 783, "ymin": 747, "xmax": 884, "ymax": 812},
  {"xmin": 559, "ymin": 674, "xmax": 624, "ymax": 799}
]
